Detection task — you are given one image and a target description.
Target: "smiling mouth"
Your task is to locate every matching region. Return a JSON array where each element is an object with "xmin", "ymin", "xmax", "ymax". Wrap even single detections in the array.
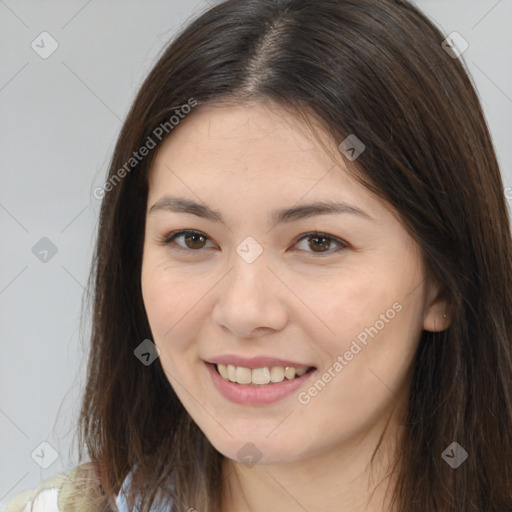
[{"xmin": 213, "ymin": 363, "xmax": 316, "ymax": 386}]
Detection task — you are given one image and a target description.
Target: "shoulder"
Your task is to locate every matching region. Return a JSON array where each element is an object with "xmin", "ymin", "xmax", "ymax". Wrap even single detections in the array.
[
  {"xmin": 3, "ymin": 465, "xmax": 175, "ymax": 512},
  {"xmin": 2, "ymin": 463, "xmax": 112, "ymax": 512}
]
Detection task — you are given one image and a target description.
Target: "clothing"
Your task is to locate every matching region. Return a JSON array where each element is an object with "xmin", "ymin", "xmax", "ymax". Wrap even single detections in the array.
[
  {"xmin": 115, "ymin": 471, "xmax": 174, "ymax": 512},
  {"xmin": 0, "ymin": 465, "xmax": 174, "ymax": 512}
]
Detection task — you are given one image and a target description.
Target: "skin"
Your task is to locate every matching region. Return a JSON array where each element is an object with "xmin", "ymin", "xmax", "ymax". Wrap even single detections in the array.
[{"xmin": 140, "ymin": 101, "xmax": 450, "ymax": 511}]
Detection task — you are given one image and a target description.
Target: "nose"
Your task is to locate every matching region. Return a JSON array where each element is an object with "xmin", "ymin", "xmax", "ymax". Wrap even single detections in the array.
[{"xmin": 211, "ymin": 252, "xmax": 289, "ymax": 339}]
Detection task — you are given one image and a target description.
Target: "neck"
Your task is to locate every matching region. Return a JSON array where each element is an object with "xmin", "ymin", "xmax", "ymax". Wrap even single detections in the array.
[{"xmin": 220, "ymin": 408, "xmax": 405, "ymax": 512}]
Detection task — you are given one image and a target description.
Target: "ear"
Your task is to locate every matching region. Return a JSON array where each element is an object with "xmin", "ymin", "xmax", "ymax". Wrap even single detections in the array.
[{"xmin": 423, "ymin": 279, "xmax": 452, "ymax": 332}]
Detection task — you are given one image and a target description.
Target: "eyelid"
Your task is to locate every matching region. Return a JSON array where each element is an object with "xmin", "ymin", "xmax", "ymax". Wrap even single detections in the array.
[
  {"xmin": 292, "ymin": 231, "xmax": 349, "ymax": 254},
  {"xmin": 160, "ymin": 229, "xmax": 216, "ymax": 251},
  {"xmin": 159, "ymin": 229, "xmax": 349, "ymax": 255}
]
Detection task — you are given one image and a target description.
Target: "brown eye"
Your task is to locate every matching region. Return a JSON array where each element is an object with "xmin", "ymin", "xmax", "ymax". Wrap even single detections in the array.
[
  {"xmin": 307, "ymin": 235, "xmax": 331, "ymax": 252},
  {"xmin": 182, "ymin": 232, "xmax": 207, "ymax": 249},
  {"xmin": 161, "ymin": 230, "xmax": 347, "ymax": 256},
  {"xmin": 163, "ymin": 230, "xmax": 215, "ymax": 252},
  {"xmin": 294, "ymin": 232, "xmax": 347, "ymax": 255}
]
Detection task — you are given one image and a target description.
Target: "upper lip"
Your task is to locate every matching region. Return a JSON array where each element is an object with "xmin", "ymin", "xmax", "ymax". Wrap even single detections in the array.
[{"xmin": 206, "ymin": 355, "xmax": 316, "ymax": 370}]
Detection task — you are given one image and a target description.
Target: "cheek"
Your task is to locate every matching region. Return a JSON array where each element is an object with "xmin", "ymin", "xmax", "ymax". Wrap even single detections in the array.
[
  {"xmin": 141, "ymin": 268, "xmax": 175, "ymax": 336},
  {"xmin": 295, "ymin": 268, "xmax": 393, "ymax": 347},
  {"xmin": 304, "ymin": 264, "xmax": 424, "ymax": 368},
  {"xmin": 298, "ymin": 292, "xmax": 422, "ymax": 437},
  {"xmin": 141, "ymin": 260, "xmax": 190, "ymax": 354},
  {"xmin": 141, "ymin": 255, "xmax": 215, "ymax": 368}
]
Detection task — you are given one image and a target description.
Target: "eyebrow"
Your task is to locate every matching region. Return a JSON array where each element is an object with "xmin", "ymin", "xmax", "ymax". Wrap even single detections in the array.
[{"xmin": 148, "ymin": 196, "xmax": 374, "ymax": 225}]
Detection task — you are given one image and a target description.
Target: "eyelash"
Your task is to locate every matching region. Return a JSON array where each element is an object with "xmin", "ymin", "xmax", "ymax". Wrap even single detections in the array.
[{"xmin": 157, "ymin": 229, "xmax": 348, "ymax": 257}]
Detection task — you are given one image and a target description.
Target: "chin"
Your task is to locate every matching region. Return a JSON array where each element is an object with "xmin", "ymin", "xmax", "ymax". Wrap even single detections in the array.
[{"xmin": 206, "ymin": 432, "xmax": 307, "ymax": 467}]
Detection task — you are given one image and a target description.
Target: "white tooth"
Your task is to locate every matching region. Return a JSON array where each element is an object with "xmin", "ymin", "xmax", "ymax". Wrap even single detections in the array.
[
  {"xmin": 270, "ymin": 366, "xmax": 285, "ymax": 383},
  {"xmin": 217, "ymin": 363, "xmax": 228, "ymax": 379},
  {"xmin": 219, "ymin": 364, "xmax": 307, "ymax": 384},
  {"xmin": 284, "ymin": 366, "xmax": 296, "ymax": 380},
  {"xmin": 227, "ymin": 364, "xmax": 237, "ymax": 382},
  {"xmin": 236, "ymin": 366, "xmax": 252, "ymax": 384},
  {"xmin": 252, "ymin": 367, "xmax": 271, "ymax": 385}
]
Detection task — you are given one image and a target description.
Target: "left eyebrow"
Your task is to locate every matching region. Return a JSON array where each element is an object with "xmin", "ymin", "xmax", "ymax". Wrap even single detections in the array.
[
  {"xmin": 271, "ymin": 200, "xmax": 374, "ymax": 224},
  {"xmin": 147, "ymin": 196, "xmax": 375, "ymax": 225}
]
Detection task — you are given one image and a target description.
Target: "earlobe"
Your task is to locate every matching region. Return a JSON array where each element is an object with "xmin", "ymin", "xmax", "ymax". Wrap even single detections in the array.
[
  {"xmin": 423, "ymin": 311, "xmax": 451, "ymax": 332},
  {"xmin": 423, "ymin": 282, "xmax": 452, "ymax": 332}
]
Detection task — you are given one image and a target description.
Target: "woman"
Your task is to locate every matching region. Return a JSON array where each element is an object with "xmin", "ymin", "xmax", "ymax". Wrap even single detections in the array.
[{"xmin": 5, "ymin": 0, "xmax": 512, "ymax": 510}]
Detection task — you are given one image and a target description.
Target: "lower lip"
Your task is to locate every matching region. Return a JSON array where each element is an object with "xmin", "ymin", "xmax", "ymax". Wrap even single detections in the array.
[{"xmin": 206, "ymin": 362, "xmax": 316, "ymax": 406}]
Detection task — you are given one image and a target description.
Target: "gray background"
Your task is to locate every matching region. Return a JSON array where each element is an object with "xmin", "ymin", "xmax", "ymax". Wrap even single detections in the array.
[{"xmin": 1, "ymin": 0, "xmax": 511, "ymax": 505}]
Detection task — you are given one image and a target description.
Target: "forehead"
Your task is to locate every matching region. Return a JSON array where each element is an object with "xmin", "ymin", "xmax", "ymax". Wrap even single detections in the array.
[
  {"xmin": 151, "ymin": 102, "xmax": 331, "ymax": 175},
  {"xmin": 146, "ymin": 102, "xmax": 388, "ymax": 220}
]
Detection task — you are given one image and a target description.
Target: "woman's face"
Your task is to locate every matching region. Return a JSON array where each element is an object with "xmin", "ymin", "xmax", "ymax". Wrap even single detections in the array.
[{"xmin": 141, "ymin": 102, "xmax": 448, "ymax": 466}]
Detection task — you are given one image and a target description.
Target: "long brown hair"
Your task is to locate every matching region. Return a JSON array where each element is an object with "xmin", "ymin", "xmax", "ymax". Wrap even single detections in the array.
[{"xmin": 75, "ymin": 0, "xmax": 512, "ymax": 510}]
